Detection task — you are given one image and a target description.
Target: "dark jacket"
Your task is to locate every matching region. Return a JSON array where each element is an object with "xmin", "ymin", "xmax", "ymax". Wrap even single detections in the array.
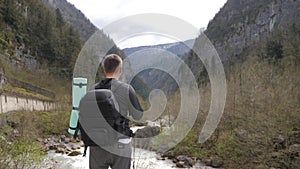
[{"xmin": 94, "ymin": 78, "xmax": 143, "ymax": 130}]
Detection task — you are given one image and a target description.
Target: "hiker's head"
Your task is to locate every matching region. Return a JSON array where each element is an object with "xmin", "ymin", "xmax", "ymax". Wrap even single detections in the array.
[{"xmin": 102, "ymin": 54, "xmax": 123, "ymax": 79}]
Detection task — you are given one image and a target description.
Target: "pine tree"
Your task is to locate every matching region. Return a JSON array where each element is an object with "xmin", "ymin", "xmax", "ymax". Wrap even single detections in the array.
[{"xmin": 0, "ymin": 0, "xmax": 19, "ymax": 29}]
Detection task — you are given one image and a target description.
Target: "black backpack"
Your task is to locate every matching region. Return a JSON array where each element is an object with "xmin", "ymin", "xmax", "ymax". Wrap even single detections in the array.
[{"xmin": 74, "ymin": 89, "xmax": 133, "ymax": 156}]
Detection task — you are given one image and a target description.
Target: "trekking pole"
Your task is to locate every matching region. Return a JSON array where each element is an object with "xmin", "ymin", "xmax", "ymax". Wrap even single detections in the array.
[{"xmin": 132, "ymin": 137, "xmax": 136, "ymax": 169}]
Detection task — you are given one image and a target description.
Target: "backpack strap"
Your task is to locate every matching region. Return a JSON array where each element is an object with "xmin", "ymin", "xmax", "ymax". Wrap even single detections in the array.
[
  {"xmin": 72, "ymin": 106, "xmax": 79, "ymax": 111},
  {"xmin": 73, "ymin": 82, "xmax": 87, "ymax": 88},
  {"xmin": 73, "ymin": 120, "xmax": 80, "ymax": 139}
]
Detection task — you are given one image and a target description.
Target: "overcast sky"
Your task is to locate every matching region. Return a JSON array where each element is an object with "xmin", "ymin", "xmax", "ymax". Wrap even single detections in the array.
[{"xmin": 66, "ymin": 0, "xmax": 227, "ymax": 48}]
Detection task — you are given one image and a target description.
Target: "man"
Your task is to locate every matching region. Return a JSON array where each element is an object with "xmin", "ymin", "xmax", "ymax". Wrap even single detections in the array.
[{"xmin": 90, "ymin": 54, "xmax": 143, "ymax": 169}]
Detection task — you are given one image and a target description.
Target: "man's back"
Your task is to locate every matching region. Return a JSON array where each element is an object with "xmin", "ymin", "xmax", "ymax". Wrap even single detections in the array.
[
  {"xmin": 89, "ymin": 54, "xmax": 143, "ymax": 169},
  {"xmin": 94, "ymin": 78, "xmax": 143, "ymax": 121}
]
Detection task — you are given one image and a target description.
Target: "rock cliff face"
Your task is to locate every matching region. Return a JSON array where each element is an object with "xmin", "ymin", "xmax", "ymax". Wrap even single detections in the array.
[
  {"xmin": 187, "ymin": 0, "xmax": 300, "ymax": 82},
  {"xmin": 204, "ymin": 0, "xmax": 300, "ymax": 60}
]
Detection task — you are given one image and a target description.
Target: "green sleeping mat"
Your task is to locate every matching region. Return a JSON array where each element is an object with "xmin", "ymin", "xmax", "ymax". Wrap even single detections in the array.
[{"xmin": 68, "ymin": 77, "xmax": 87, "ymax": 135}]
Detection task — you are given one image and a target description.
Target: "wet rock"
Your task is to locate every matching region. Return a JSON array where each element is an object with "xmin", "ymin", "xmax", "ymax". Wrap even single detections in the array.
[
  {"xmin": 175, "ymin": 155, "xmax": 195, "ymax": 167},
  {"xmin": 176, "ymin": 155, "xmax": 186, "ymax": 161},
  {"xmin": 131, "ymin": 121, "xmax": 147, "ymax": 126},
  {"xmin": 65, "ymin": 144, "xmax": 73, "ymax": 152},
  {"xmin": 48, "ymin": 143, "xmax": 59, "ymax": 150},
  {"xmin": 146, "ymin": 121, "xmax": 160, "ymax": 127},
  {"xmin": 43, "ymin": 139, "xmax": 48, "ymax": 144},
  {"xmin": 68, "ymin": 151, "xmax": 82, "ymax": 156},
  {"xmin": 135, "ymin": 126, "xmax": 160, "ymax": 138},
  {"xmin": 60, "ymin": 135, "xmax": 66, "ymax": 142},
  {"xmin": 185, "ymin": 157, "xmax": 195, "ymax": 167},
  {"xmin": 64, "ymin": 137, "xmax": 71, "ymax": 144},
  {"xmin": 176, "ymin": 161, "xmax": 187, "ymax": 168},
  {"xmin": 57, "ymin": 143, "xmax": 66, "ymax": 149},
  {"xmin": 38, "ymin": 135, "xmax": 84, "ymax": 155},
  {"xmin": 80, "ymin": 141, "xmax": 85, "ymax": 147},
  {"xmin": 203, "ymin": 158, "xmax": 212, "ymax": 166},
  {"xmin": 162, "ymin": 151, "xmax": 175, "ymax": 159},
  {"xmin": 156, "ymin": 156, "xmax": 165, "ymax": 160},
  {"xmin": 70, "ymin": 143, "xmax": 81, "ymax": 150},
  {"xmin": 55, "ymin": 147, "xmax": 65, "ymax": 154},
  {"xmin": 172, "ymin": 158, "xmax": 178, "ymax": 163},
  {"xmin": 134, "ymin": 126, "xmax": 160, "ymax": 150},
  {"xmin": 211, "ymin": 157, "xmax": 224, "ymax": 168}
]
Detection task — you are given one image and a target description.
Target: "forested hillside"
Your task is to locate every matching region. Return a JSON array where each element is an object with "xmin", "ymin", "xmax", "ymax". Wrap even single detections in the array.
[
  {"xmin": 0, "ymin": 0, "xmax": 83, "ymax": 78},
  {"xmin": 0, "ymin": 0, "xmax": 125, "ymax": 96},
  {"xmin": 44, "ymin": 0, "xmax": 97, "ymax": 42}
]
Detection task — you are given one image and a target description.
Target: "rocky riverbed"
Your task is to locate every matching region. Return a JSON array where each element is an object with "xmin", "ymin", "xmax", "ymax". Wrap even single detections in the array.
[
  {"xmin": 39, "ymin": 125, "xmax": 221, "ymax": 169},
  {"xmin": 37, "ymin": 135, "xmax": 83, "ymax": 156}
]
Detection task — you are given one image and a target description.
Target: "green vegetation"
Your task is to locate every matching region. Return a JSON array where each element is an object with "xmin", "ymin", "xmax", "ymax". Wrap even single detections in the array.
[
  {"xmin": 0, "ymin": 137, "xmax": 44, "ymax": 169},
  {"xmin": 0, "ymin": 110, "xmax": 70, "ymax": 168},
  {"xmin": 2, "ymin": 85, "xmax": 52, "ymax": 101},
  {"xmin": 0, "ymin": 0, "xmax": 82, "ymax": 78}
]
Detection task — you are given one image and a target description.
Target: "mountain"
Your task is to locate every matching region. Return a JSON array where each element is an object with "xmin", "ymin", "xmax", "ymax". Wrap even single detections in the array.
[
  {"xmin": 43, "ymin": 0, "xmax": 97, "ymax": 42},
  {"xmin": 187, "ymin": 0, "xmax": 300, "ymax": 82},
  {"xmin": 123, "ymin": 39, "xmax": 194, "ymax": 58},
  {"xmin": 122, "ymin": 39, "xmax": 194, "ymax": 96}
]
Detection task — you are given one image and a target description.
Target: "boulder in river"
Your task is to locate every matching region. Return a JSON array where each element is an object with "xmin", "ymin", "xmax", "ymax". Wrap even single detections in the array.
[
  {"xmin": 176, "ymin": 161, "xmax": 188, "ymax": 168},
  {"xmin": 68, "ymin": 151, "xmax": 82, "ymax": 156},
  {"xmin": 134, "ymin": 126, "xmax": 160, "ymax": 150},
  {"xmin": 134, "ymin": 126, "xmax": 160, "ymax": 138},
  {"xmin": 161, "ymin": 151, "xmax": 175, "ymax": 159},
  {"xmin": 174, "ymin": 155, "xmax": 196, "ymax": 167}
]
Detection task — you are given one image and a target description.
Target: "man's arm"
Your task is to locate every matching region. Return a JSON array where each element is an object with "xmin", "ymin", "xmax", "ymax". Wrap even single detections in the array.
[{"xmin": 128, "ymin": 86, "xmax": 143, "ymax": 120}]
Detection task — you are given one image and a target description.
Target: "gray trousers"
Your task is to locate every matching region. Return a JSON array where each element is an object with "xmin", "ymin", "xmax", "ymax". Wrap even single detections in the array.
[{"xmin": 89, "ymin": 143, "xmax": 132, "ymax": 169}]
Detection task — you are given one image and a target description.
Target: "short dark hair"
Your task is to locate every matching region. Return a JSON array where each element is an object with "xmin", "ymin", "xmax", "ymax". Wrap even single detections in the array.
[{"xmin": 103, "ymin": 54, "xmax": 122, "ymax": 74}]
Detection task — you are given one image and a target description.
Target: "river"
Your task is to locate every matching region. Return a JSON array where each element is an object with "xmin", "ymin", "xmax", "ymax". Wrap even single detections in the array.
[
  {"xmin": 45, "ymin": 127, "xmax": 214, "ymax": 169},
  {"xmin": 46, "ymin": 147, "xmax": 213, "ymax": 169}
]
